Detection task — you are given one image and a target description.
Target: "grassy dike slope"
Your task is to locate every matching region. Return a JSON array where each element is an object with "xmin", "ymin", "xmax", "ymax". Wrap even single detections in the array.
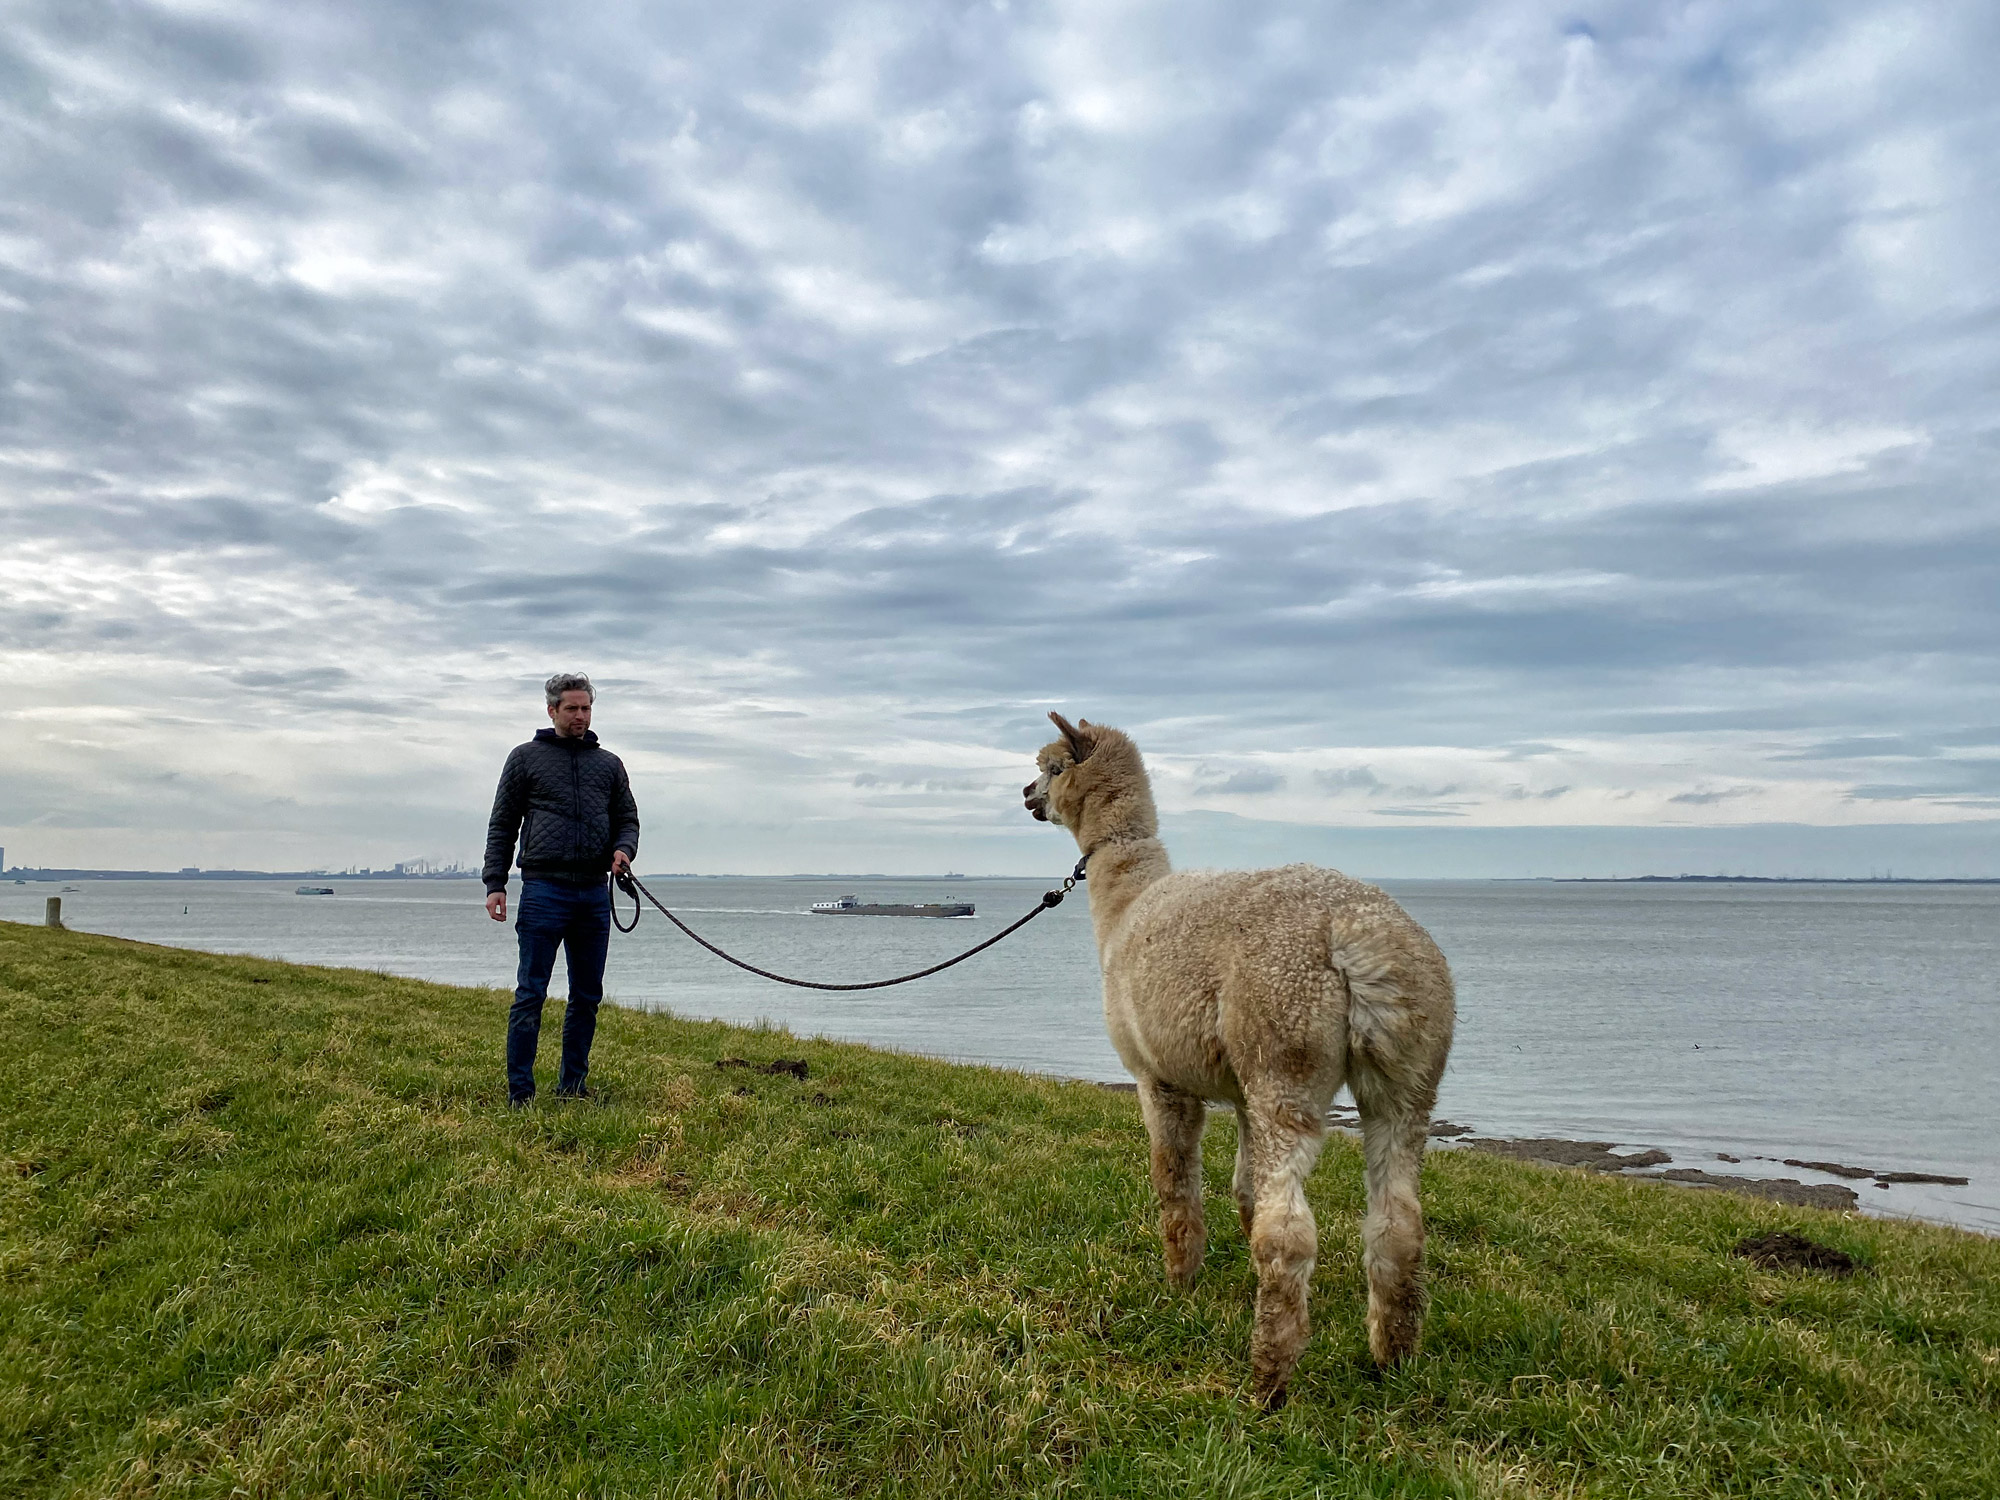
[{"xmin": 2, "ymin": 923, "xmax": 1996, "ymax": 1500}]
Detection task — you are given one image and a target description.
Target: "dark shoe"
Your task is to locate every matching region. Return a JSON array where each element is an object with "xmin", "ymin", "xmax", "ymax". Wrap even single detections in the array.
[
  {"xmin": 553, "ymin": 1086, "xmax": 592, "ymax": 1102},
  {"xmin": 509, "ymin": 1093, "xmax": 534, "ymax": 1110}
]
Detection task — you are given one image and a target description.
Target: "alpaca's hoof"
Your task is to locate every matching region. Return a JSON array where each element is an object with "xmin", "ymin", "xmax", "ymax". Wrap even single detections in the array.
[
  {"xmin": 1366, "ymin": 1327, "xmax": 1418, "ymax": 1369},
  {"xmin": 1253, "ymin": 1378, "xmax": 1289, "ymax": 1411},
  {"xmin": 1366, "ymin": 1292, "xmax": 1424, "ymax": 1367},
  {"xmin": 1162, "ymin": 1215, "xmax": 1205, "ymax": 1289}
]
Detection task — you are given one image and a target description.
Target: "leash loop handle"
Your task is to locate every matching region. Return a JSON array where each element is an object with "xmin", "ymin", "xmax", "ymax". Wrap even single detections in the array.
[{"xmin": 611, "ymin": 869, "xmax": 642, "ymax": 933}]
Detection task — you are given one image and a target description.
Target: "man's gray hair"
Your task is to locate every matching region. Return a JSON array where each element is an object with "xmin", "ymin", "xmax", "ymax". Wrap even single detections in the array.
[{"xmin": 544, "ymin": 672, "xmax": 596, "ymax": 708}]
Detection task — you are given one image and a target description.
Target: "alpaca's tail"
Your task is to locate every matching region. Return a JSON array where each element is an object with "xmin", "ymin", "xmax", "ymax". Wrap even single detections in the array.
[
  {"xmin": 1331, "ymin": 907, "xmax": 1453, "ymax": 1096},
  {"xmin": 1331, "ymin": 911, "xmax": 1416, "ymax": 1078}
]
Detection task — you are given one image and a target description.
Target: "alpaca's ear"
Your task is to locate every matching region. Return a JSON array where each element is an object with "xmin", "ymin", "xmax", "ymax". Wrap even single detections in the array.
[{"xmin": 1049, "ymin": 711, "xmax": 1095, "ymax": 762}]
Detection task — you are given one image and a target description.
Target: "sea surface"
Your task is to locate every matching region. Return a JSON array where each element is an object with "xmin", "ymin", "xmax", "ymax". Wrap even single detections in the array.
[{"xmin": 8, "ymin": 874, "xmax": 1996, "ymax": 1235}]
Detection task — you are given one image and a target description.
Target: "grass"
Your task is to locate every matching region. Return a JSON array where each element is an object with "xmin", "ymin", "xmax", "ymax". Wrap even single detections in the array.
[{"xmin": 2, "ymin": 921, "xmax": 1996, "ymax": 1499}]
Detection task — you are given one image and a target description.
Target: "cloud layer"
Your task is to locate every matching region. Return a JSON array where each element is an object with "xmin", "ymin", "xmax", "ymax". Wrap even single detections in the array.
[{"xmin": 3, "ymin": 1, "xmax": 1997, "ymax": 873}]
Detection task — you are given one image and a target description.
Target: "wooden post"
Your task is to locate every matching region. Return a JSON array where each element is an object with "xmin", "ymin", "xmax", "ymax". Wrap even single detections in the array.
[{"xmin": 45, "ymin": 897, "xmax": 62, "ymax": 930}]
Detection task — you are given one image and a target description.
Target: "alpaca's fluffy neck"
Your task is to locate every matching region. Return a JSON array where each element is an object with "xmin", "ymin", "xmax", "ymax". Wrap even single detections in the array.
[
  {"xmin": 1065, "ymin": 757, "xmax": 1171, "ymax": 943},
  {"xmin": 1078, "ymin": 834, "xmax": 1170, "ymax": 947}
]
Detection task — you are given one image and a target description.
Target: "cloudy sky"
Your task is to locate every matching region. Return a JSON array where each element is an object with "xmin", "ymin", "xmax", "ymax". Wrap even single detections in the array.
[{"xmin": 4, "ymin": 0, "xmax": 1998, "ymax": 877}]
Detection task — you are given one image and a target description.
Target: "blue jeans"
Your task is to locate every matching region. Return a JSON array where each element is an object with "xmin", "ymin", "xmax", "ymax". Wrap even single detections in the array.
[{"xmin": 507, "ymin": 878, "xmax": 610, "ymax": 1101}]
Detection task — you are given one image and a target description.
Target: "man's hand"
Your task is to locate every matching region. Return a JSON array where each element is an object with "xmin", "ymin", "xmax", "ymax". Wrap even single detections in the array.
[
  {"xmin": 611, "ymin": 850, "xmax": 632, "ymax": 880},
  {"xmin": 486, "ymin": 889, "xmax": 507, "ymax": 922}
]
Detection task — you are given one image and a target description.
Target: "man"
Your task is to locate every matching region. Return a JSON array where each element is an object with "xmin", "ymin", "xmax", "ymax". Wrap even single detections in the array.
[{"xmin": 483, "ymin": 672, "xmax": 640, "ymax": 1106}]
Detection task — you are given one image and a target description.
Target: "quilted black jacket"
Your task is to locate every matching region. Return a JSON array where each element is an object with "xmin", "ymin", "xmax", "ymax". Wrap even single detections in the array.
[{"xmin": 482, "ymin": 729, "xmax": 641, "ymax": 892}]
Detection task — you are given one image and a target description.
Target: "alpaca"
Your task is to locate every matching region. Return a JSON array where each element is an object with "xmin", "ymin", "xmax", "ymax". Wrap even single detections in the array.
[{"xmin": 1024, "ymin": 713, "xmax": 1455, "ymax": 1405}]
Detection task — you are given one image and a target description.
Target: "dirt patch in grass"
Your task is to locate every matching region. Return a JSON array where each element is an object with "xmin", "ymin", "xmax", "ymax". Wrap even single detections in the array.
[
  {"xmin": 715, "ymin": 1057, "xmax": 810, "ymax": 1079},
  {"xmin": 1734, "ymin": 1230, "xmax": 1861, "ymax": 1276}
]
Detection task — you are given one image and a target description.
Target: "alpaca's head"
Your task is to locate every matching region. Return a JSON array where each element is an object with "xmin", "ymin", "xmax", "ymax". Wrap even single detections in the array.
[{"xmin": 1022, "ymin": 712, "xmax": 1158, "ymax": 845}]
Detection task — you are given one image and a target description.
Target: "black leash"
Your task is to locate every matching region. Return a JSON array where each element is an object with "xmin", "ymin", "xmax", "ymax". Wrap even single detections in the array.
[{"xmin": 609, "ymin": 859, "xmax": 1088, "ymax": 991}]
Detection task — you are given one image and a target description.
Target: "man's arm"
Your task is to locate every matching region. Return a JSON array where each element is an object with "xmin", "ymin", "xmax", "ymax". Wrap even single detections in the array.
[
  {"xmin": 610, "ymin": 761, "xmax": 640, "ymax": 879},
  {"xmin": 483, "ymin": 749, "xmax": 528, "ymax": 920}
]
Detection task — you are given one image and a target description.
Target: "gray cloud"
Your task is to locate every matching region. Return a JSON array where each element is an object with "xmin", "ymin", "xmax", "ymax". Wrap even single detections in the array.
[
  {"xmin": 3, "ymin": 1, "xmax": 1999, "ymax": 873},
  {"xmin": 1315, "ymin": 768, "xmax": 1385, "ymax": 794},
  {"xmin": 1194, "ymin": 766, "xmax": 1285, "ymax": 796},
  {"xmin": 1773, "ymin": 736, "xmax": 1938, "ymax": 761},
  {"xmin": 1844, "ymin": 759, "xmax": 2000, "ymax": 801},
  {"xmin": 1669, "ymin": 786, "xmax": 1760, "ymax": 806}
]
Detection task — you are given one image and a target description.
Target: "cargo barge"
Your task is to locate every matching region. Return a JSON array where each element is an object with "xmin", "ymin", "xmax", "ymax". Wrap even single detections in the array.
[{"xmin": 810, "ymin": 895, "xmax": 975, "ymax": 917}]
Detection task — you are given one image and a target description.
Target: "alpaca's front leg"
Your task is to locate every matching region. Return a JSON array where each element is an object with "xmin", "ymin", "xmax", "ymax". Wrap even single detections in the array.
[{"xmin": 1137, "ymin": 1080, "xmax": 1208, "ymax": 1288}]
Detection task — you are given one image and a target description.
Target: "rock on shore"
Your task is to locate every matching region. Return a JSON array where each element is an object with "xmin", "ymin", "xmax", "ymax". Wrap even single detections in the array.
[{"xmin": 1463, "ymin": 1138, "xmax": 1861, "ymax": 1210}]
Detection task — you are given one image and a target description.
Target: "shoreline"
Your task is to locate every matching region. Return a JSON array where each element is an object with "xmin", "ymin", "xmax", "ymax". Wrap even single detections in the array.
[
  {"xmin": 11, "ymin": 892, "xmax": 1990, "ymax": 1236},
  {"xmin": 1551, "ymin": 875, "xmax": 2000, "ymax": 885},
  {"xmin": 1095, "ymin": 1082, "xmax": 1986, "ymax": 1232}
]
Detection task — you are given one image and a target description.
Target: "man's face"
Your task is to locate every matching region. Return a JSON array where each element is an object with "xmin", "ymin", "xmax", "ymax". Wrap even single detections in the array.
[{"xmin": 548, "ymin": 690, "xmax": 593, "ymax": 737}]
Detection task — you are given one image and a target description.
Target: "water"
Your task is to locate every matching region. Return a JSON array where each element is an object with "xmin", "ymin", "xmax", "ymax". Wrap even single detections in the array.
[
  {"xmin": 1400, "ymin": 880, "xmax": 2000, "ymax": 1236},
  {"xmin": 8, "ymin": 875, "xmax": 1996, "ymax": 1234}
]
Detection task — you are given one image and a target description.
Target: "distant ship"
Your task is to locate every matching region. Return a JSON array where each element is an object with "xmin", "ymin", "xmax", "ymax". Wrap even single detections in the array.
[
  {"xmin": 295, "ymin": 886, "xmax": 336, "ymax": 896},
  {"xmin": 811, "ymin": 895, "xmax": 974, "ymax": 918}
]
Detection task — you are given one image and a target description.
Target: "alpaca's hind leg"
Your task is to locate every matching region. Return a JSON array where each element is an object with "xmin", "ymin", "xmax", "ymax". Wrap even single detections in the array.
[
  {"xmin": 1232, "ymin": 1109, "xmax": 1257, "ymax": 1239},
  {"xmin": 1138, "ymin": 1080, "xmax": 1208, "ymax": 1288},
  {"xmin": 1243, "ymin": 1097, "xmax": 1327, "ymax": 1407},
  {"xmin": 1349, "ymin": 1074, "xmax": 1432, "ymax": 1367}
]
